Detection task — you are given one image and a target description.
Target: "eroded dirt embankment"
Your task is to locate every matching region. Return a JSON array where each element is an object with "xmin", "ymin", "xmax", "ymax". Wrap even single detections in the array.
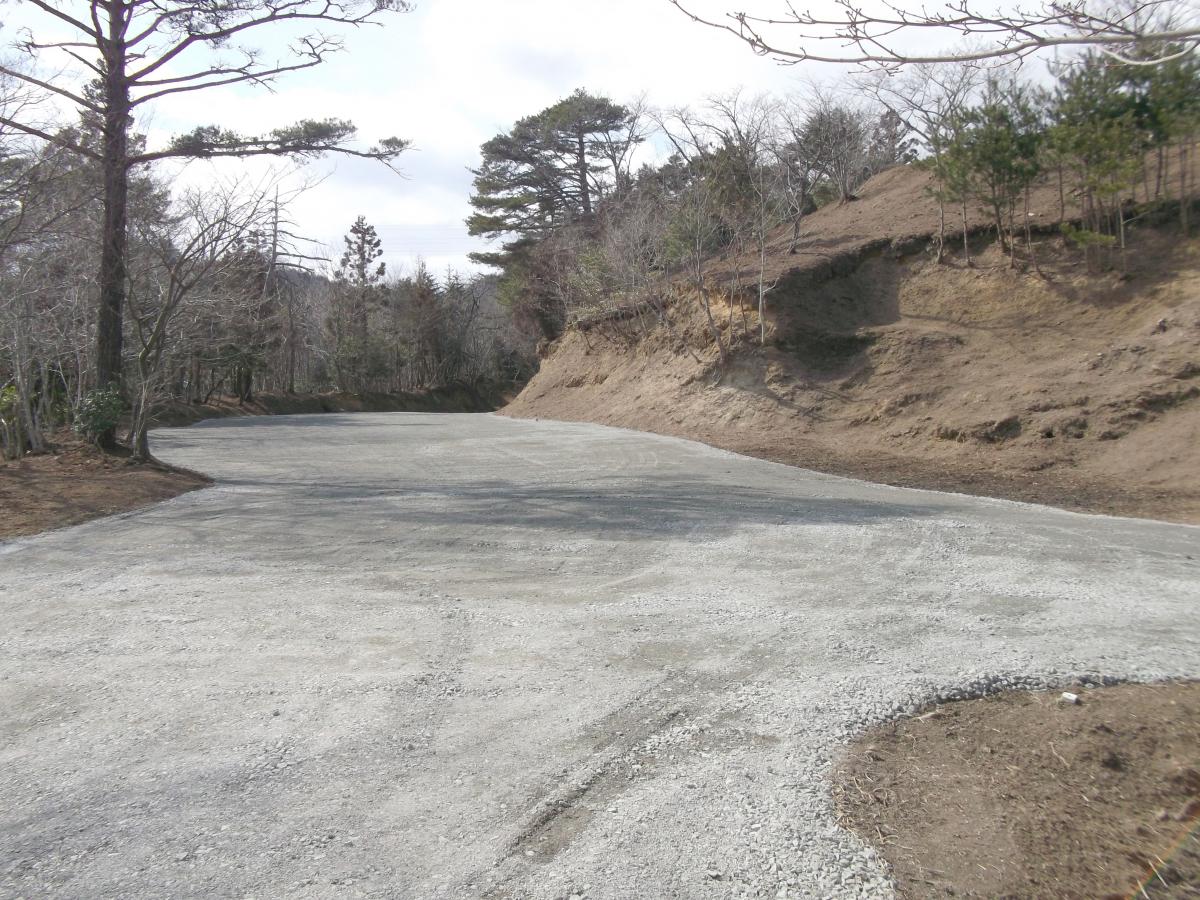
[{"xmin": 504, "ymin": 166, "xmax": 1200, "ymax": 523}]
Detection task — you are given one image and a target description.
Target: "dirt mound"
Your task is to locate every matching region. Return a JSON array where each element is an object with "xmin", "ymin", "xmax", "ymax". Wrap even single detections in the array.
[
  {"xmin": 835, "ymin": 682, "xmax": 1200, "ymax": 899},
  {"xmin": 504, "ymin": 165, "xmax": 1200, "ymax": 523}
]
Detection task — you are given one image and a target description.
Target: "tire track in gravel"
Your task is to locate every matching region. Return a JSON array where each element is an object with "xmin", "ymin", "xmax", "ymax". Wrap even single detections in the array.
[{"xmin": 480, "ymin": 625, "xmax": 803, "ymax": 897}]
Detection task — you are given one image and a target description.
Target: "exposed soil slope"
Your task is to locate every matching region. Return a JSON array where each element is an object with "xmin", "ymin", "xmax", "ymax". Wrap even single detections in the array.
[
  {"xmin": 504, "ymin": 166, "xmax": 1200, "ymax": 523},
  {"xmin": 835, "ymin": 682, "xmax": 1200, "ymax": 899}
]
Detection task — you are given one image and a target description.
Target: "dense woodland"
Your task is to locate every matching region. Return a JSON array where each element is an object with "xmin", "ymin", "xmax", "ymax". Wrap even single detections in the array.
[{"xmin": 1, "ymin": 0, "xmax": 1197, "ymax": 461}]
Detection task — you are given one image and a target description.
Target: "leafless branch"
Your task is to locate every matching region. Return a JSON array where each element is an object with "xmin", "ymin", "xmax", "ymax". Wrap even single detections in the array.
[{"xmin": 668, "ymin": 0, "xmax": 1200, "ymax": 70}]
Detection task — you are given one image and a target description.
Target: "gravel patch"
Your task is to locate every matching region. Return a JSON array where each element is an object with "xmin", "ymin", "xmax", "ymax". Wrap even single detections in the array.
[{"xmin": 1, "ymin": 412, "xmax": 1197, "ymax": 898}]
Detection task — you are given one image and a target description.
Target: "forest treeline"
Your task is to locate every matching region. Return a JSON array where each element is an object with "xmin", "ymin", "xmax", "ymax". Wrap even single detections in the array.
[
  {"xmin": 467, "ymin": 48, "xmax": 1199, "ymax": 362},
  {"xmin": 0, "ymin": 111, "xmax": 535, "ymax": 461}
]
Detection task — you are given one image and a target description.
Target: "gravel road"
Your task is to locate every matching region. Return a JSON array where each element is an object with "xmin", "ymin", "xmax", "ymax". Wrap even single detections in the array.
[{"xmin": 2, "ymin": 413, "xmax": 1198, "ymax": 900}]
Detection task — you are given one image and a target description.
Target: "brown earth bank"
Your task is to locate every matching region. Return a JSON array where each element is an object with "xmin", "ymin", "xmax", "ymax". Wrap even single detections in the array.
[
  {"xmin": 835, "ymin": 682, "xmax": 1200, "ymax": 900},
  {"xmin": 503, "ymin": 165, "xmax": 1200, "ymax": 524},
  {"xmin": 1, "ymin": 383, "xmax": 509, "ymax": 539}
]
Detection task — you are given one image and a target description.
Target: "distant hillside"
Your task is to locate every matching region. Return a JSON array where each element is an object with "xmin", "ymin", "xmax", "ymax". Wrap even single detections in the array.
[{"xmin": 503, "ymin": 163, "xmax": 1200, "ymax": 523}]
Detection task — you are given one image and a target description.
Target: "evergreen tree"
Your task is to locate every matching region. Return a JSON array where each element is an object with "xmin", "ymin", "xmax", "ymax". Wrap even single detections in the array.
[
  {"xmin": 1047, "ymin": 55, "xmax": 1145, "ymax": 270},
  {"xmin": 466, "ymin": 90, "xmax": 638, "ymax": 338},
  {"xmin": 467, "ymin": 90, "xmax": 635, "ymax": 261},
  {"xmin": 868, "ymin": 109, "xmax": 919, "ymax": 171},
  {"xmin": 949, "ymin": 77, "xmax": 1043, "ymax": 263},
  {"xmin": 330, "ymin": 216, "xmax": 386, "ymax": 390},
  {"xmin": 408, "ymin": 260, "xmax": 445, "ymax": 385}
]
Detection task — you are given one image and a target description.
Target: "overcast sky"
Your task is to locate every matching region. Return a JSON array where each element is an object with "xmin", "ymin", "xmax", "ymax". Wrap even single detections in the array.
[{"xmin": 5, "ymin": 0, "xmax": 846, "ymax": 277}]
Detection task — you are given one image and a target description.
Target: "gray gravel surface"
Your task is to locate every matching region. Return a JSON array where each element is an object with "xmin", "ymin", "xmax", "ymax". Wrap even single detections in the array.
[{"xmin": 2, "ymin": 412, "xmax": 1198, "ymax": 900}]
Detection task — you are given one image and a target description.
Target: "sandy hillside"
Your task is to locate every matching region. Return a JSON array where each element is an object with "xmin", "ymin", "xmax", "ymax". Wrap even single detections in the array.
[{"xmin": 504, "ymin": 166, "xmax": 1200, "ymax": 523}]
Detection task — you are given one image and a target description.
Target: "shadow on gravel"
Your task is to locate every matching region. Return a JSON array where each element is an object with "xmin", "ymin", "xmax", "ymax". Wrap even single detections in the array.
[{"xmin": 201, "ymin": 475, "xmax": 939, "ymax": 539}]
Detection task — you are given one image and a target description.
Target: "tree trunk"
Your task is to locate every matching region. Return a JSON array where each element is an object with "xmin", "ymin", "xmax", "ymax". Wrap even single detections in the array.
[
  {"xmin": 935, "ymin": 199, "xmax": 945, "ymax": 264},
  {"xmin": 576, "ymin": 130, "xmax": 592, "ymax": 217},
  {"xmin": 131, "ymin": 363, "xmax": 152, "ymax": 463},
  {"xmin": 692, "ymin": 249, "xmax": 726, "ymax": 369},
  {"xmin": 961, "ymin": 199, "xmax": 970, "ymax": 266},
  {"xmin": 1057, "ymin": 165, "xmax": 1065, "ymax": 231},
  {"xmin": 1181, "ymin": 140, "xmax": 1190, "ymax": 238},
  {"xmin": 1117, "ymin": 194, "xmax": 1127, "ymax": 275},
  {"xmin": 190, "ymin": 354, "xmax": 203, "ymax": 403},
  {"xmin": 1007, "ymin": 204, "xmax": 1015, "ymax": 268},
  {"xmin": 1024, "ymin": 186, "xmax": 1040, "ymax": 276},
  {"xmin": 757, "ymin": 221, "xmax": 768, "ymax": 346},
  {"xmin": 96, "ymin": 9, "xmax": 130, "ymax": 448},
  {"xmin": 992, "ymin": 199, "xmax": 1006, "ymax": 255}
]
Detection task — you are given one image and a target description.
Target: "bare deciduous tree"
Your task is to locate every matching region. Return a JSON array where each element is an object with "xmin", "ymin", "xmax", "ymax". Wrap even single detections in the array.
[
  {"xmin": 799, "ymin": 88, "xmax": 873, "ymax": 203},
  {"xmin": 126, "ymin": 178, "xmax": 280, "ymax": 458},
  {"xmin": 669, "ymin": 0, "xmax": 1200, "ymax": 70},
  {"xmin": 774, "ymin": 96, "xmax": 821, "ymax": 253},
  {"xmin": 704, "ymin": 92, "xmax": 784, "ymax": 344},
  {"xmin": 857, "ymin": 63, "xmax": 983, "ymax": 260}
]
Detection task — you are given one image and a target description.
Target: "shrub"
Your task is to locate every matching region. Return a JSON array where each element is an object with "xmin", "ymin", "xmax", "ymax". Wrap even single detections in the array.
[{"xmin": 74, "ymin": 387, "xmax": 124, "ymax": 441}]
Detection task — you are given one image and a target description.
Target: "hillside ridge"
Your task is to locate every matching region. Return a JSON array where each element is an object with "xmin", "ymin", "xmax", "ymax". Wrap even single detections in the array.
[{"xmin": 504, "ymin": 162, "xmax": 1200, "ymax": 523}]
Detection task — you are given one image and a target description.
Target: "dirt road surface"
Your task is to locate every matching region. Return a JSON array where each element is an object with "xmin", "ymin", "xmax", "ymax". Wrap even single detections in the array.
[{"xmin": 2, "ymin": 413, "xmax": 1197, "ymax": 899}]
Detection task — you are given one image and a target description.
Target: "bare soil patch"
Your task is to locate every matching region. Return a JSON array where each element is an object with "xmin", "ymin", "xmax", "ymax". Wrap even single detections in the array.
[
  {"xmin": 835, "ymin": 683, "xmax": 1200, "ymax": 899},
  {"xmin": 0, "ymin": 438, "xmax": 209, "ymax": 540}
]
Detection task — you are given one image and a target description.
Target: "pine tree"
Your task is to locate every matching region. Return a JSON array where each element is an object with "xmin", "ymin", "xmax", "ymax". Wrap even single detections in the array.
[
  {"xmin": 331, "ymin": 216, "xmax": 385, "ymax": 390},
  {"xmin": 1047, "ymin": 56, "xmax": 1143, "ymax": 271},
  {"xmin": 953, "ymin": 77, "xmax": 1043, "ymax": 265},
  {"xmin": 465, "ymin": 90, "xmax": 639, "ymax": 339},
  {"xmin": 467, "ymin": 90, "xmax": 635, "ymax": 260}
]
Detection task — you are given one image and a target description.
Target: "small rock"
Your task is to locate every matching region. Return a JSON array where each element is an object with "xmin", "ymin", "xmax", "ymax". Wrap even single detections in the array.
[{"xmin": 1060, "ymin": 692, "xmax": 1081, "ymax": 705}]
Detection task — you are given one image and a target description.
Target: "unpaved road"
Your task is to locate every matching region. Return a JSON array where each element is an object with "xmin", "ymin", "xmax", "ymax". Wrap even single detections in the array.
[{"xmin": 2, "ymin": 413, "xmax": 1198, "ymax": 900}]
